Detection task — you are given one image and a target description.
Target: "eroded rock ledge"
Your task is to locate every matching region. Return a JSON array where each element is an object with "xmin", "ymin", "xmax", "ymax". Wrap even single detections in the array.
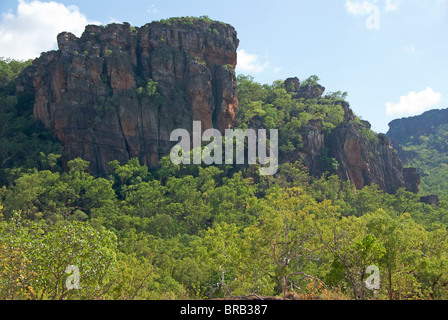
[{"xmin": 18, "ymin": 19, "xmax": 239, "ymax": 174}]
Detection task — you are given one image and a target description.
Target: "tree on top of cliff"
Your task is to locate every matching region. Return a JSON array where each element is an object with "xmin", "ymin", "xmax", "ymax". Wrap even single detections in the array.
[
  {"xmin": 157, "ymin": 15, "xmax": 229, "ymax": 28},
  {"xmin": 300, "ymin": 75, "xmax": 320, "ymax": 87},
  {"xmin": 0, "ymin": 58, "xmax": 61, "ymax": 186}
]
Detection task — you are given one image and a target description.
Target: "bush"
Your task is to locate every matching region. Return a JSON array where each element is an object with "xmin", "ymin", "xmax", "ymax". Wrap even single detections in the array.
[{"xmin": 104, "ymin": 49, "xmax": 113, "ymax": 58}]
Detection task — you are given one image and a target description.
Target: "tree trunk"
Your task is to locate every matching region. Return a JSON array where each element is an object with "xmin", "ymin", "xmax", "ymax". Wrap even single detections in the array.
[{"xmin": 388, "ymin": 270, "xmax": 393, "ymax": 300}]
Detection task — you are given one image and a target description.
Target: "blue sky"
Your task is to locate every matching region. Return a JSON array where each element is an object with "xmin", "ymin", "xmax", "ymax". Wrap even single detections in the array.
[{"xmin": 1, "ymin": 0, "xmax": 447, "ymax": 133}]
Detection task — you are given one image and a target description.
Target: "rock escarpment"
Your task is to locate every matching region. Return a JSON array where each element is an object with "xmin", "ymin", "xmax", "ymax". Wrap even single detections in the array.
[
  {"xmin": 387, "ymin": 108, "xmax": 448, "ymax": 146},
  {"xmin": 17, "ymin": 19, "xmax": 239, "ymax": 174},
  {"xmin": 327, "ymin": 122, "xmax": 420, "ymax": 194},
  {"xmin": 284, "ymin": 77, "xmax": 420, "ymax": 194},
  {"xmin": 15, "ymin": 20, "xmax": 419, "ymax": 194},
  {"xmin": 387, "ymin": 108, "xmax": 448, "ymax": 165},
  {"xmin": 386, "ymin": 108, "xmax": 448, "ymax": 201}
]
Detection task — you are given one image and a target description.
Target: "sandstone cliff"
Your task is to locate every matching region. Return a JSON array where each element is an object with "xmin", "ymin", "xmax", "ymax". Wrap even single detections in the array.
[
  {"xmin": 387, "ymin": 108, "xmax": 448, "ymax": 165},
  {"xmin": 15, "ymin": 19, "xmax": 419, "ymax": 194},
  {"xmin": 283, "ymin": 77, "xmax": 420, "ymax": 194},
  {"xmin": 386, "ymin": 108, "xmax": 448, "ymax": 200},
  {"xmin": 387, "ymin": 108, "xmax": 448, "ymax": 146},
  {"xmin": 17, "ymin": 19, "xmax": 238, "ymax": 174},
  {"xmin": 327, "ymin": 122, "xmax": 420, "ymax": 194}
]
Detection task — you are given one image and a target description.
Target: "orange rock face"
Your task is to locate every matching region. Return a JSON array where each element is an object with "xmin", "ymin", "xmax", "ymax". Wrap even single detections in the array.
[
  {"xmin": 25, "ymin": 20, "xmax": 239, "ymax": 174},
  {"xmin": 328, "ymin": 121, "xmax": 418, "ymax": 194}
]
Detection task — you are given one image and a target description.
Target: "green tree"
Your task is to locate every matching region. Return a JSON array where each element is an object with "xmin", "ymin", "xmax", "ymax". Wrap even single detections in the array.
[
  {"xmin": 0, "ymin": 214, "xmax": 117, "ymax": 300},
  {"xmin": 318, "ymin": 211, "xmax": 385, "ymax": 300},
  {"xmin": 245, "ymin": 187, "xmax": 327, "ymax": 297}
]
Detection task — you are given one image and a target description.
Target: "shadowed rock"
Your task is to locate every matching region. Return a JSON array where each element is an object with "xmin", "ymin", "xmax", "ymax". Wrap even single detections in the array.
[{"xmin": 17, "ymin": 19, "xmax": 239, "ymax": 175}]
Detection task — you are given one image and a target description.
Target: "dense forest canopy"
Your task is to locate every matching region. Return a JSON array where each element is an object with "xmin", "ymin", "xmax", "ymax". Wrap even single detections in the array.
[
  {"xmin": 389, "ymin": 120, "xmax": 448, "ymax": 202},
  {"xmin": 1, "ymin": 57, "xmax": 448, "ymax": 300}
]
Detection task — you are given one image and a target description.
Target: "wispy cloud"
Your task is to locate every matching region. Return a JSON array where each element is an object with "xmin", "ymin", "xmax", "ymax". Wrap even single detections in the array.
[
  {"xmin": 385, "ymin": 0, "xmax": 399, "ymax": 12},
  {"xmin": 345, "ymin": 0, "xmax": 378, "ymax": 15},
  {"xmin": 386, "ymin": 87, "xmax": 442, "ymax": 116},
  {"xmin": 345, "ymin": 0, "xmax": 399, "ymax": 14},
  {"xmin": 0, "ymin": 0, "xmax": 99, "ymax": 60},
  {"xmin": 148, "ymin": 5, "xmax": 158, "ymax": 15},
  {"xmin": 403, "ymin": 45, "xmax": 424, "ymax": 56},
  {"xmin": 236, "ymin": 49, "xmax": 271, "ymax": 74}
]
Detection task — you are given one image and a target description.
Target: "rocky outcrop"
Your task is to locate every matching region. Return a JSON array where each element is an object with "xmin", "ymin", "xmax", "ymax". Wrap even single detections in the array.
[
  {"xmin": 327, "ymin": 121, "xmax": 419, "ymax": 194},
  {"xmin": 285, "ymin": 77, "xmax": 325, "ymax": 100},
  {"xmin": 387, "ymin": 108, "xmax": 448, "ymax": 165},
  {"xmin": 296, "ymin": 84, "xmax": 325, "ymax": 100},
  {"xmin": 403, "ymin": 168, "xmax": 420, "ymax": 194},
  {"xmin": 280, "ymin": 76, "xmax": 419, "ymax": 194},
  {"xmin": 17, "ymin": 19, "xmax": 239, "ymax": 175},
  {"xmin": 387, "ymin": 108, "xmax": 448, "ymax": 146},
  {"xmin": 284, "ymin": 77, "xmax": 300, "ymax": 93},
  {"xmin": 300, "ymin": 119, "xmax": 325, "ymax": 175},
  {"xmin": 282, "ymin": 76, "xmax": 419, "ymax": 194},
  {"xmin": 16, "ymin": 24, "xmax": 419, "ymax": 195},
  {"xmin": 420, "ymin": 195, "xmax": 440, "ymax": 207}
]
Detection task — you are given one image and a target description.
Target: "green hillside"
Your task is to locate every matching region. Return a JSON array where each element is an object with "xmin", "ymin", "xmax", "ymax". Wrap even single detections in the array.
[
  {"xmin": 1, "ymin": 58, "xmax": 448, "ymax": 301},
  {"xmin": 388, "ymin": 109, "xmax": 448, "ymax": 201}
]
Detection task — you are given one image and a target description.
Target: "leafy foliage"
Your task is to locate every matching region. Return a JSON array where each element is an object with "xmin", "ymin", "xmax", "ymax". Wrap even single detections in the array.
[
  {"xmin": 0, "ymin": 58, "xmax": 61, "ymax": 186},
  {"xmin": 399, "ymin": 123, "xmax": 448, "ymax": 200},
  {"xmin": 1, "ymin": 66, "xmax": 448, "ymax": 300},
  {"xmin": 234, "ymin": 75, "xmax": 345, "ymax": 160},
  {"xmin": 0, "ymin": 214, "xmax": 117, "ymax": 299}
]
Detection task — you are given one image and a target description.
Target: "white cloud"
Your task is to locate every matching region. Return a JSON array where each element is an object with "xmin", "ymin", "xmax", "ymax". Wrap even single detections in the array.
[
  {"xmin": 386, "ymin": 87, "xmax": 442, "ymax": 116},
  {"xmin": 385, "ymin": 0, "xmax": 399, "ymax": 11},
  {"xmin": 346, "ymin": 0, "xmax": 399, "ymax": 14},
  {"xmin": 147, "ymin": 5, "xmax": 158, "ymax": 15},
  {"xmin": 0, "ymin": 0, "xmax": 99, "ymax": 60},
  {"xmin": 345, "ymin": 0, "xmax": 378, "ymax": 15},
  {"xmin": 236, "ymin": 49, "xmax": 270, "ymax": 74},
  {"xmin": 403, "ymin": 45, "xmax": 424, "ymax": 56},
  {"xmin": 403, "ymin": 45, "xmax": 416, "ymax": 54}
]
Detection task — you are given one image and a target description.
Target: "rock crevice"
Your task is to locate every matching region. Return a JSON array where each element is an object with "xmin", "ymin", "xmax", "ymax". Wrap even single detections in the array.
[
  {"xmin": 282, "ymin": 77, "xmax": 420, "ymax": 194},
  {"xmin": 18, "ymin": 20, "xmax": 239, "ymax": 175}
]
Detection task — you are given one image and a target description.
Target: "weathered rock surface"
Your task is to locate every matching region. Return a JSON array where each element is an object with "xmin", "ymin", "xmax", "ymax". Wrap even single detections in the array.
[
  {"xmin": 300, "ymin": 119, "xmax": 325, "ymax": 175},
  {"xmin": 387, "ymin": 108, "xmax": 448, "ymax": 146},
  {"xmin": 387, "ymin": 108, "xmax": 448, "ymax": 165},
  {"xmin": 327, "ymin": 122, "xmax": 419, "ymax": 194},
  {"xmin": 420, "ymin": 195, "xmax": 440, "ymax": 207},
  {"xmin": 16, "ymin": 25, "xmax": 419, "ymax": 195},
  {"xmin": 295, "ymin": 84, "xmax": 325, "ymax": 100},
  {"xmin": 284, "ymin": 77, "xmax": 300, "ymax": 92},
  {"xmin": 281, "ymin": 77, "xmax": 420, "ymax": 193},
  {"xmin": 17, "ymin": 20, "xmax": 239, "ymax": 174}
]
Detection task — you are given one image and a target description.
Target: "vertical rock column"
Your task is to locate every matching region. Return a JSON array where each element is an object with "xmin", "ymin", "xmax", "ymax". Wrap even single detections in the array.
[{"xmin": 25, "ymin": 20, "xmax": 239, "ymax": 175}]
